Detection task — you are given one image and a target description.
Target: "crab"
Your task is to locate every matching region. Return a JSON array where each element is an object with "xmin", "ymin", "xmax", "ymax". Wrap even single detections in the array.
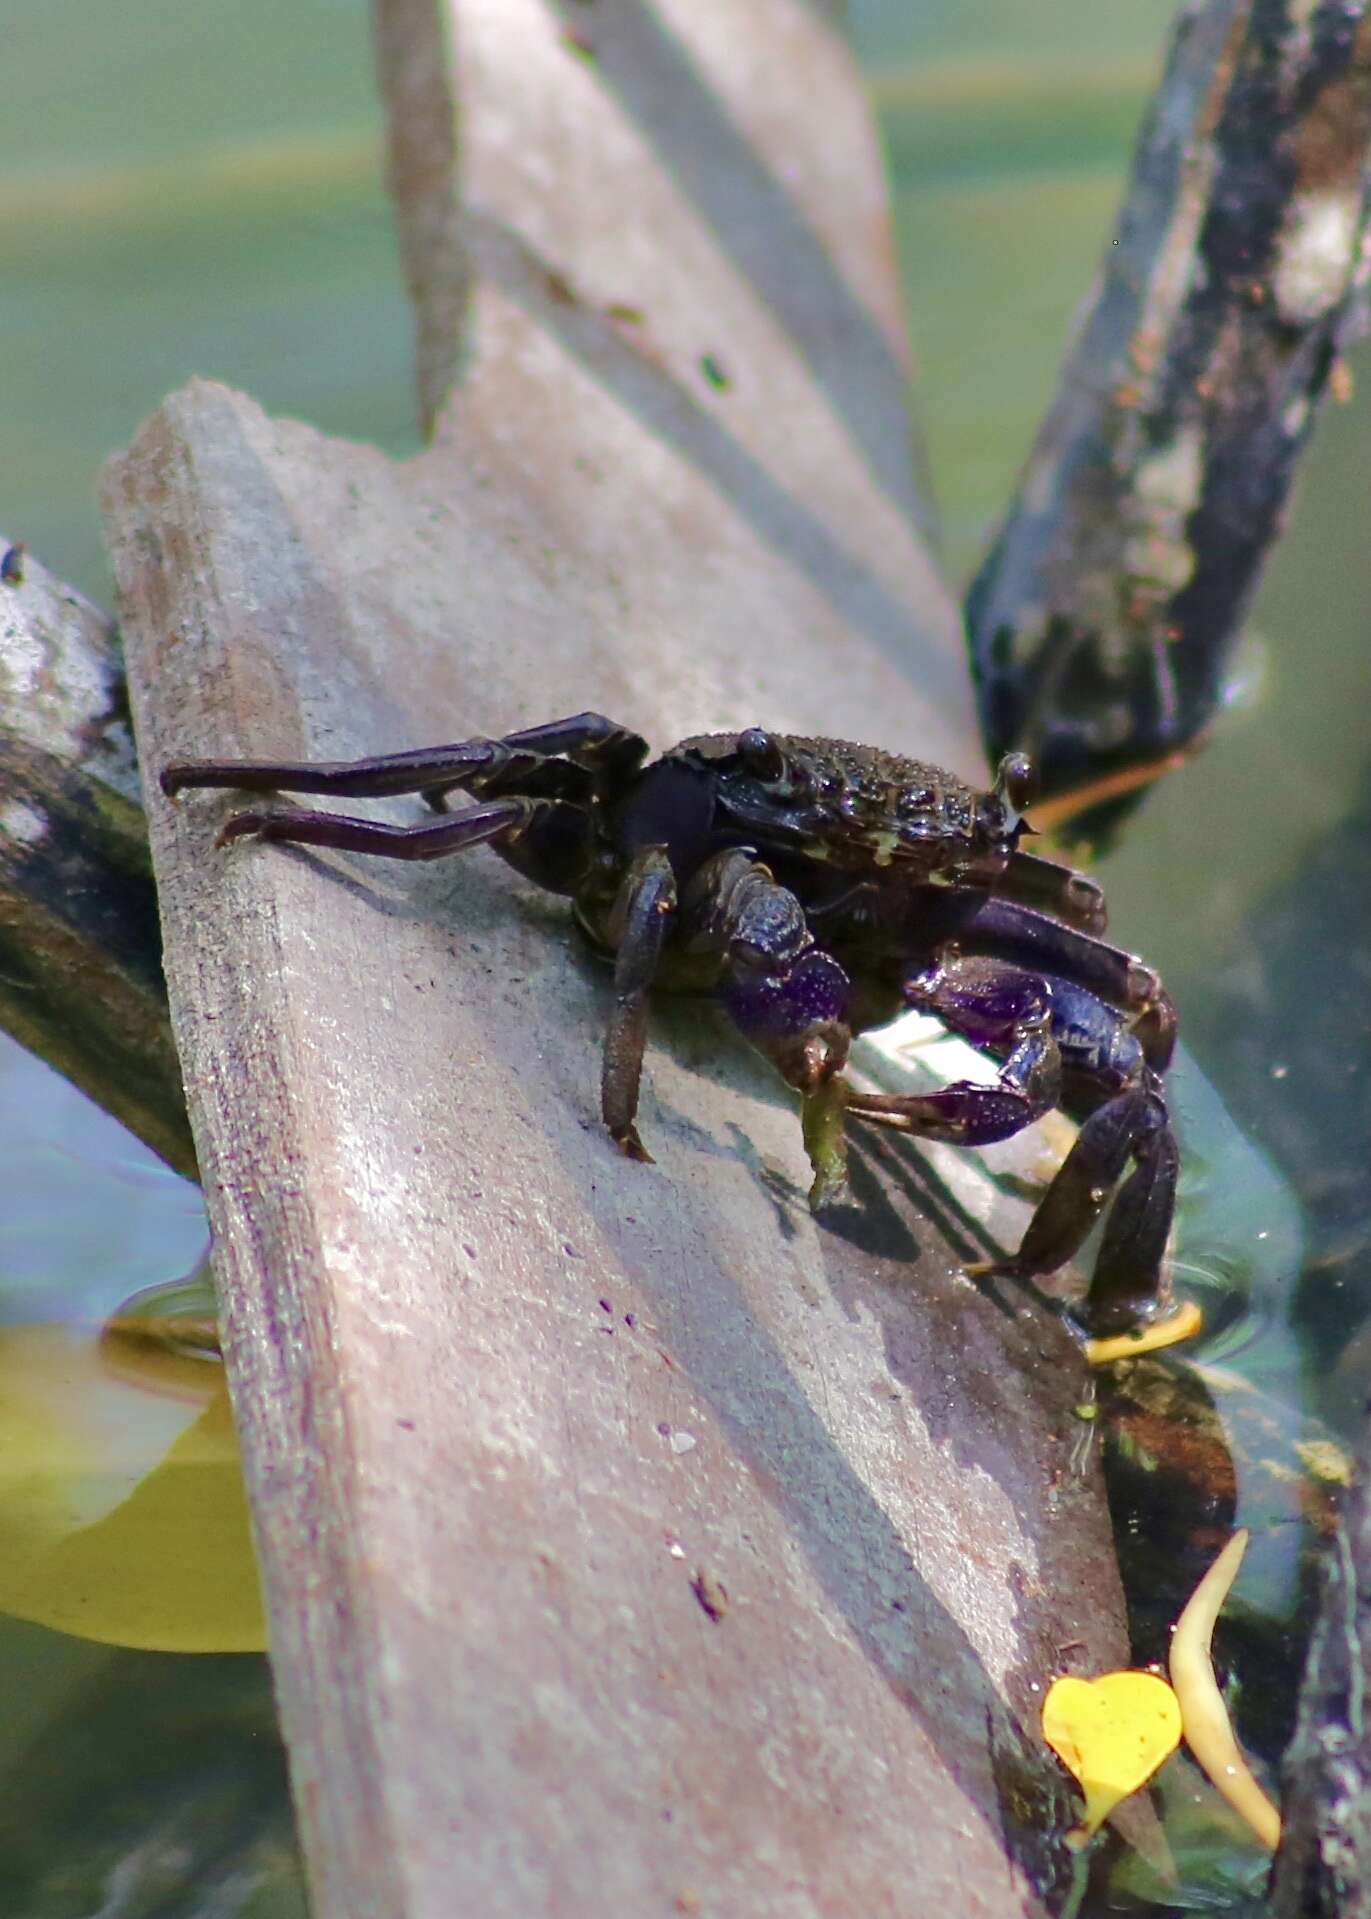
[{"xmin": 160, "ymin": 713, "xmax": 1179, "ymax": 1337}]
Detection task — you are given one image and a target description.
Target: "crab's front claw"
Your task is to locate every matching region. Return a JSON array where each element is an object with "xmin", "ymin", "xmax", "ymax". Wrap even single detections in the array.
[
  {"xmin": 723, "ymin": 948, "xmax": 852, "ymax": 1088},
  {"xmin": 722, "ymin": 947, "xmax": 854, "ymax": 1207},
  {"xmin": 800, "ymin": 1075, "xmax": 851, "ymax": 1211}
]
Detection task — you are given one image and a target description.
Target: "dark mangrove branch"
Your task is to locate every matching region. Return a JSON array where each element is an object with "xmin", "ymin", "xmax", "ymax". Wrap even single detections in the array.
[
  {"xmin": 0, "ymin": 541, "xmax": 193, "ymax": 1177},
  {"xmin": 1269, "ymin": 1459, "xmax": 1371, "ymax": 1917},
  {"xmin": 966, "ymin": 0, "xmax": 1371, "ymax": 809}
]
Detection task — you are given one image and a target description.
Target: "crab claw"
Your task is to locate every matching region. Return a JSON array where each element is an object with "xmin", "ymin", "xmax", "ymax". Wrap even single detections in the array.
[
  {"xmin": 722, "ymin": 948, "xmax": 852, "ymax": 1092},
  {"xmin": 722, "ymin": 947, "xmax": 854, "ymax": 1208}
]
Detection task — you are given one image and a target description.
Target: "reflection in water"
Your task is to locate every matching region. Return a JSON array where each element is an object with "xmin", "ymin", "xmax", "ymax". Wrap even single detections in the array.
[
  {"xmin": 100, "ymin": 1268, "xmax": 224, "ymax": 1383},
  {"xmin": 1175, "ymin": 789, "xmax": 1371, "ymax": 1432},
  {"xmin": 0, "ymin": 1637, "xmax": 307, "ymax": 1919}
]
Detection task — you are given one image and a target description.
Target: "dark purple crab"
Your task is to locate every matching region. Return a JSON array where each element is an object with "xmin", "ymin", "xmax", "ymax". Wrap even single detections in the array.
[{"xmin": 161, "ymin": 713, "xmax": 1179, "ymax": 1337}]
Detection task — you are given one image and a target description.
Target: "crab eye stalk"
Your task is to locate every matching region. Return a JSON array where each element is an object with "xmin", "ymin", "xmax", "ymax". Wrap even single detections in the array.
[
  {"xmin": 994, "ymin": 751, "xmax": 1038, "ymax": 821},
  {"xmin": 736, "ymin": 728, "xmax": 787, "ymax": 782}
]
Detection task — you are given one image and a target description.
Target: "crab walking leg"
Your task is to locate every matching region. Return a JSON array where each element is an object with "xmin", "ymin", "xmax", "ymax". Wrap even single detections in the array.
[
  {"xmin": 984, "ymin": 1081, "xmax": 1176, "ymax": 1331},
  {"xmin": 1001, "ymin": 849, "xmax": 1108, "ymax": 936},
  {"xmin": 165, "ymin": 739, "xmax": 548, "ymax": 802},
  {"xmin": 1079, "ymin": 1110, "xmax": 1179, "ymax": 1335},
  {"xmin": 488, "ymin": 712, "xmax": 650, "ymax": 779},
  {"xmin": 212, "ymin": 795, "xmax": 577, "ymax": 862},
  {"xmin": 161, "ymin": 711, "xmax": 648, "ymax": 807},
  {"xmin": 601, "ymin": 847, "xmax": 678, "ymax": 1163},
  {"xmin": 948, "ymin": 899, "xmax": 1178, "ymax": 1069},
  {"xmin": 844, "ymin": 957, "xmax": 1062, "ymax": 1145},
  {"xmin": 423, "ymin": 713, "xmax": 651, "ymax": 812}
]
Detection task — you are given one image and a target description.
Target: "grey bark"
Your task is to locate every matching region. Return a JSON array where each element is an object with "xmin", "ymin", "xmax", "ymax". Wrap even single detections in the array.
[{"xmin": 0, "ymin": 543, "xmax": 193, "ymax": 1175}]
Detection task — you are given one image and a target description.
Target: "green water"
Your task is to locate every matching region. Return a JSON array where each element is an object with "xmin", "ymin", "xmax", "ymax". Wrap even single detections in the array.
[{"xmin": 2, "ymin": 0, "xmax": 1367, "ymax": 1909}]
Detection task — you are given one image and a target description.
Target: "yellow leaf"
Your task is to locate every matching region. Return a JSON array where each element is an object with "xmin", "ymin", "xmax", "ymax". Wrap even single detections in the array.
[
  {"xmin": 1042, "ymin": 1671, "xmax": 1181, "ymax": 1841},
  {"xmin": 1085, "ymin": 1298, "xmax": 1203, "ymax": 1365},
  {"xmin": 1169, "ymin": 1530, "xmax": 1281, "ymax": 1850},
  {"xmin": 0, "ymin": 1321, "xmax": 265, "ymax": 1652}
]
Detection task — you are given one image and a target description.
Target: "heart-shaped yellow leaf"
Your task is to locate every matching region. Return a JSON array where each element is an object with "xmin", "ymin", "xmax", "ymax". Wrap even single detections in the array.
[{"xmin": 1043, "ymin": 1672, "xmax": 1182, "ymax": 1841}]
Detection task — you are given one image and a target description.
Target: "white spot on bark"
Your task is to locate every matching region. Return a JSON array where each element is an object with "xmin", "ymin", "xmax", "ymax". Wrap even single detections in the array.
[
  {"xmin": 0, "ymin": 549, "xmax": 133, "ymax": 790},
  {"xmin": 1274, "ymin": 190, "xmax": 1360, "ymax": 324},
  {"xmin": 0, "ymin": 799, "xmax": 47, "ymax": 846},
  {"xmin": 1135, "ymin": 427, "xmax": 1203, "ymax": 516},
  {"xmin": 1282, "ymin": 394, "xmax": 1311, "ymax": 438},
  {"xmin": 1120, "ymin": 425, "xmax": 1203, "ymax": 594}
]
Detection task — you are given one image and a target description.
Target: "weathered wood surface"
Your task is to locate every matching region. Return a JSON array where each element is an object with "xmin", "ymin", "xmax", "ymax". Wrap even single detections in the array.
[
  {"xmin": 967, "ymin": 0, "xmax": 1371, "ymax": 809},
  {"xmin": 0, "ymin": 544, "xmax": 192, "ymax": 1175},
  {"xmin": 105, "ymin": 3, "xmax": 1140, "ymax": 1913},
  {"xmin": 108, "ymin": 374, "xmax": 1124, "ymax": 1917},
  {"xmin": 375, "ymin": 0, "xmax": 939, "ymax": 544}
]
